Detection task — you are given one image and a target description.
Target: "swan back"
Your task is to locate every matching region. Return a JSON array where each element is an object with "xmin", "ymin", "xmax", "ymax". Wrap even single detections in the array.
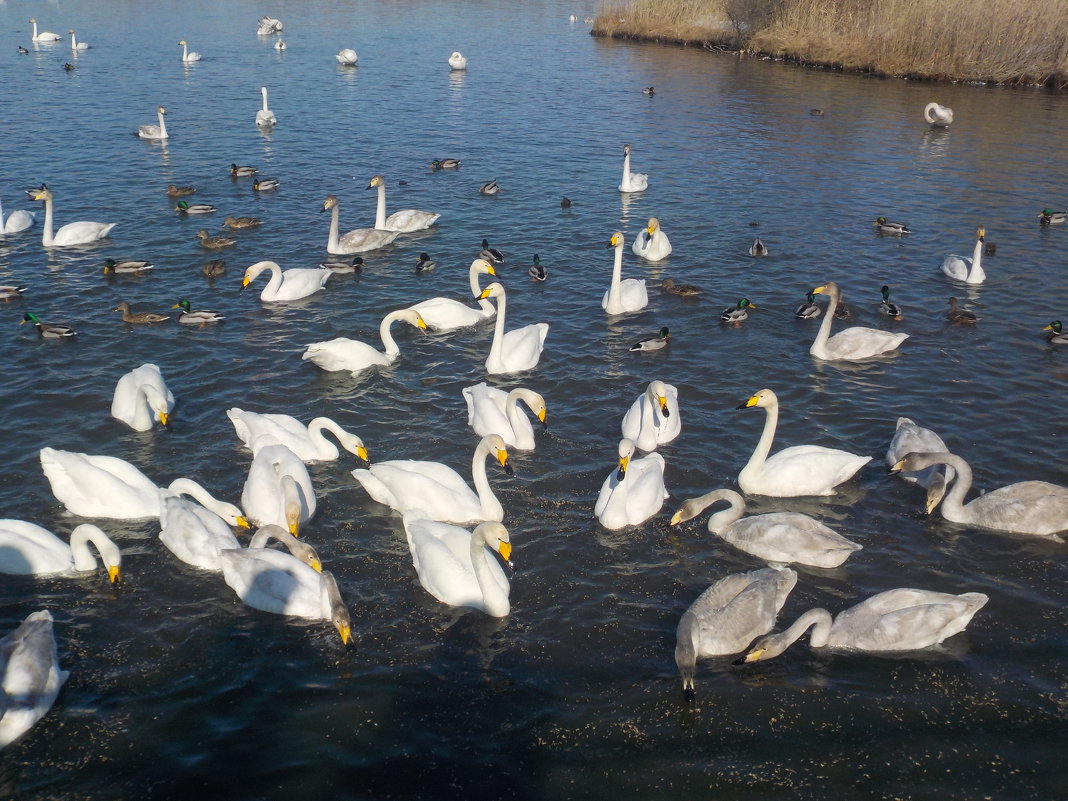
[
  {"xmin": 0, "ymin": 609, "xmax": 69, "ymax": 748},
  {"xmin": 111, "ymin": 363, "xmax": 174, "ymax": 432}
]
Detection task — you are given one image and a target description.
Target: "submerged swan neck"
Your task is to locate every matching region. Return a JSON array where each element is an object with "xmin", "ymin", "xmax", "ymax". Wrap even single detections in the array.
[{"xmin": 374, "ymin": 182, "xmax": 387, "ymax": 230}]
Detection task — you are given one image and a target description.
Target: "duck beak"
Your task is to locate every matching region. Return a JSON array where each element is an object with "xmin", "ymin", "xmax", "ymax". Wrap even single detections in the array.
[{"xmin": 1043, "ymin": 324, "xmax": 1054, "ymax": 331}]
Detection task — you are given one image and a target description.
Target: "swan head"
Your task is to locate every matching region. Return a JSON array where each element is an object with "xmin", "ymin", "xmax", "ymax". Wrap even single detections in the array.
[
  {"xmin": 157, "ymin": 106, "xmax": 166, "ymax": 115},
  {"xmin": 480, "ymin": 433, "xmax": 512, "ymax": 476},
  {"xmin": 811, "ymin": 281, "xmax": 840, "ymax": 301},
  {"xmin": 321, "ymin": 571, "xmax": 353, "ymax": 646},
  {"xmin": 478, "ymin": 281, "xmax": 505, "ymax": 301},
  {"xmin": 31, "ymin": 185, "xmax": 52, "ymax": 202},
  {"xmin": 475, "ymin": 522, "xmax": 513, "ymax": 568},
  {"xmin": 737, "ymin": 388, "xmax": 776, "ymax": 410},
  {"xmin": 616, "ymin": 438, "xmax": 636, "ymax": 480},
  {"xmin": 367, "ymin": 174, "xmax": 384, "ymax": 189},
  {"xmin": 179, "ymin": 40, "xmax": 186, "ymax": 45},
  {"xmin": 976, "ymin": 226, "xmax": 985, "ymax": 241},
  {"xmin": 646, "ymin": 218, "xmax": 660, "ymax": 234},
  {"xmin": 607, "ymin": 231, "xmax": 624, "ymax": 248},
  {"xmin": 647, "ymin": 380, "xmax": 670, "ymax": 417},
  {"xmin": 241, "ymin": 260, "xmax": 277, "ymax": 288},
  {"xmin": 623, "ymin": 144, "xmax": 632, "ymax": 156},
  {"xmin": 472, "ymin": 258, "xmax": 496, "ymax": 277},
  {"xmin": 321, "ymin": 195, "xmax": 339, "ymax": 213},
  {"xmin": 339, "ymin": 433, "xmax": 369, "ymax": 462},
  {"xmin": 397, "ymin": 309, "xmax": 427, "ymax": 331}
]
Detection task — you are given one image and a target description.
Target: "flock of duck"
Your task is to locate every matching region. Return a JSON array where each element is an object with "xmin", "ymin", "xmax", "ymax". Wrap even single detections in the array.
[{"xmin": 2, "ymin": 15, "xmax": 1066, "ymax": 751}]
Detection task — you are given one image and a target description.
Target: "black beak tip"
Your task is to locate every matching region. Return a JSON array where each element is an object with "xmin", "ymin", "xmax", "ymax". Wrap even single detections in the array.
[
  {"xmin": 504, "ymin": 464, "xmax": 514, "ymax": 476},
  {"xmin": 683, "ymin": 687, "xmax": 696, "ymax": 703},
  {"xmin": 731, "ymin": 656, "xmax": 747, "ymax": 666},
  {"xmin": 734, "ymin": 402, "xmax": 748, "ymax": 410},
  {"xmin": 616, "ymin": 468, "xmax": 626, "ymax": 481}
]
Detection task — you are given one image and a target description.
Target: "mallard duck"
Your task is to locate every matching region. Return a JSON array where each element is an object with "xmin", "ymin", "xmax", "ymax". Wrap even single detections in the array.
[
  {"xmin": 1038, "ymin": 209, "xmax": 1067, "ymax": 225},
  {"xmin": 113, "ymin": 301, "xmax": 169, "ymax": 324},
  {"xmin": 630, "ymin": 327, "xmax": 670, "ymax": 352},
  {"xmin": 175, "ymin": 201, "xmax": 216, "ymax": 215},
  {"xmin": 833, "ymin": 299, "xmax": 851, "ymax": 320},
  {"xmin": 722, "ymin": 298, "xmax": 757, "ymax": 322},
  {"xmin": 809, "ymin": 108, "xmax": 824, "ymax": 116},
  {"xmin": 429, "ymin": 158, "xmax": 460, "ymax": 170},
  {"xmin": 202, "ymin": 260, "xmax": 226, "ymax": 278},
  {"xmin": 795, "ymin": 293, "xmax": 820, "ymax": 319},
  {"xmin": 946, "ymin": 297, "xmax": 977, "ymax": 324},
  {"xmin": 748, "ymin": 239, "xmax": 768, "ymax": 257},
  {"xmin": 479, "ymin": 179, "xmax": 500, "ymax": 195},
  {"xmin": 1044, "ymin": 321, "xmax": 1068, "ymax": 344},
  {"xmin": 528, "ymin": 254, "xmax": 547, "ymax": 281},
  {"xmin": 415, "ymin": 253, "xmax": 436, "ymax": 274},
  {"xmin": 252, "ymin": 178, "xmax": 279, "ymax": 192},
  {"xmin": 63, "ymin": 62, "xmax": 75, "ymax": 72},
  {"xmin": 20, "ymin": 312, "xmax": 75, "ymax": 338},
  {"xmin": 661, "ymin": 278, "xmax": 700, "ymax": 296},
  {"xmin": 320, "ymin": 256, "xmax": 363, "ymax": 274},
  {"xmin": 560, "ymin": 196, "xmax": 572, "ymax": 208},
  {"xmin": 221, "ymin": 215, "xmax": 262, "ymax": 230},
  {"xmin": 0, "ymin": 285, "xmax": 27, "ymax": 301},
  {"xmin": 17, "ymin": 46, "xmax": 29, "ymax": 55},
  {"xmin": 172, "ymin": 298, "xmax": 224, "ymax": 325},
  {"xmin": 874, "ymin": 216, "xmax": 910, "ymax": 235},
  {"xmin": 643, "ymin": 86, "xmax": 655, "ymax": 95},
  {"xmin": 166, "ymin": 184, "xmax": 196, "ymax": 196},
  {"xmin": 229, "ymin": 163, "xmax": 258, "ymax": 177},
  {"xmin": 103, "ymin": 258, "xmax": 153, "ymax": 275},
  {"xmin": 878, "ymin": 285, "xmax": 902, "ymax": 318},
  {"xmin": 479, "ymin": 238, "xmax": 505, "ymax": 264},
  {"xmin": 196, "ymin": 229, "xmax": 235, "ymax": 249}
]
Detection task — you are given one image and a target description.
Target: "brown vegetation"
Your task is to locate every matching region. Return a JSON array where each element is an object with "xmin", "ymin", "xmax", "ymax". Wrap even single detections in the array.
[{"xmin": 593, "ymin": 0, "xmax": 1068, "ymax": 86}]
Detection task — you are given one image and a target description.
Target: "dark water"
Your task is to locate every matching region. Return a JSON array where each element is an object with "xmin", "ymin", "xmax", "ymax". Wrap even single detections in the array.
[{"xmin": 1, "ymin": 1, "xmax": 1066, "ymax": 798}]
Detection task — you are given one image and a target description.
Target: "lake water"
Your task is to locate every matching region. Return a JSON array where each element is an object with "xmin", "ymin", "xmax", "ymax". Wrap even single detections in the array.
[{"xmin": 1, "ymin": 1, "xmax": 1066, "ymax": 798}]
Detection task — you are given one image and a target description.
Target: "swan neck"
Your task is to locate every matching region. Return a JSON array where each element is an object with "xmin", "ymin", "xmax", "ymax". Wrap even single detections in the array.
[
  {"xmin": 167, "ymin": 478, "xmax": 218, "ymax": 512},
  {"xmin": 925, "ymin": 453, "xmax": 971, "ymax": 519},
  {"xmin": 969, "ymin": 237, "xmax": 983, "ymax": 280},
  {"xmin": 307, "ymin": 417, "xmax": 343, "ymax": 456},
  {"xmin": 488, "ymin": 290, "xmax": 507, "ymax": 364},
  {"xmin": 471, "ymin": 440, "xmax": 503, "ymax": 519},
  {"xmin": 327, "ymin": 203, "xmax": 340, "ymax": 251},
  {"xmin": 608, "ymin": 243, "xmax": 623, "ymax": 306},
  {"xmin": 783, "ymin": 608, "xmax": 834, "ymax": 650},
  {"xmin": 374, "ymin": 182, "xmax": 387, "ymax": 230},
  {"xmin": 742, "ymin": 401, "xmax": 779, "ymax": 480},
  {"xmin": 470, "ymin": 263, "xmax": 494, "ymax": 314},
  {"xmin": 471, "ymin": 528, "xmax": 508, "ymax": 615},
  {"xmin": 249, "ymin": 525, "xmax": 295, "ymax": 550},
  {"xmin": 69, "ymin": 526, "xmax": 109, "ymax": 570},
  {"xmin": 261, "ymin": 87, "xmax": 268, "ymax": 111},
  {"xmin": 379, "ymin": 312, "xmax": 403, "ymax": 356},
  {"xmin": 158, "ymin": 110, "xmax": 168, "ymax": 138},
  {"xmin": 699, "ymin": 489, "xmax": 746, "ymax": 533},
  {"xmin": 622, "ymin": 151, "xmax": 631, "ymax": 181},
  {"xmin": 41, "ymin": 194, "xmax": 54, "ymax": 246},
  {"xmin": 812, "ymin": 288, "xmax": 836, "ymax": 356}
]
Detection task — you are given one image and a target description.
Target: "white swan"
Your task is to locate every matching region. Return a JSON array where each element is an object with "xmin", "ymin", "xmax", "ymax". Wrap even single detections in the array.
[
  {"xmin": 631, "ymin": 217, "xmax": 672, "ymax": 261},
  {"xmin": 595, "ymin": 438, "xmax": 668, "ymax": 530},
  {"xmin": 137, "ymin": 106, "xmax": 168, "ymax": 140},
  {"xmin": 111, "ymin": 362, "xmax": 173, "ymax": 432},
  {"xmin": 227, "ymin": 408, "xmax": 369, "ymax": 463},
  {"xmin": 462, "ymin": 383, "xmax": 546, "ymax": 450},
  {"xmin": 619, "ymin": 143, "xmax": 648, "ymax": 192},
  {"xmin": 0, "ymin": 196, "xmax": 35, "ymax": 234},
  {"xmin": 335, "ymin": 48, "xmax": 358, "ymax": 65},
  {"xmin": 219, "ymin": 529, "xmax": 351, "ymax": 645},
  {"xmin": 241, "ymin": 260, "xmax": 331, "ymax": 302},
  {"xmin": 477, "ymin": 282, "xmax": 549, "ymax": 375},
  {"xmin": 367, "ymin": 174, "xmax": 439, "ymax": 232},
  {"xmin": 670, "ymin": 489, "xmax": 862, "ymax": 568},
  {"xmin": 29, "ymin": 19, "xmax": 61, "ymax": 42},
  {"xmin": 0, "ymin": 610, "xmax": 68, "ymax": 749},
  {"xmin": 321, "ymin": 194, "xmax": 399, "ymax": 254},
  {"xmin": 179, "ymin": 40, "xmax": 201, "ymax": 62},
  {"xmin": 302, "ymin": 308, "xmax": 427, "ymax": 374},
  {"xmin": 620, "ymin": 380, "xmax": 680, "ymax": 452},
  {"xmin": 739, "ymin": 588, "xmax": 988, "ymax": 662},
  {"xmin": 241, "ymin": 444, "xmax": 316, "ymax": 536},
  {"xmin": 32, "ymin": 185, "xmax": 115, "ymax": 247},
  {"xmin": 602, "ymin": 231, "xmax": 648, "ymax": 315},
  {"xmin": 448, "ymin": 51, "xmax": 467, "ymax": 70},
  {"xmin": 69, "ymin": 30, "xmax": 89, "ymax": 51},
  {"xmin": 924, "ymin": 102, "xmax": 953, "ymax": 126},
  {"xmin": 159, "ymin": 493, "xmax": 242, "ymax": 571},
  {"xmin": 737, "ymin": 389, "xmax": 871, "ymax": 497},
  {"xmin": 941, "ymin": 227, "xmax": 986, "ymax": 285},
  {"xmin": 408, "ymin": 258, "xmax": 496, "ymax": 331},
  {"xmin": 352, "ymin": 434, "xmax": 512, "ymax": 524},
  {"xmin": 256, "ymin": 87, "xmax": 276, "ymax": 128},
  {"xmin": 809, "ymin": 281, "xmax": 909, "ymax": 361},
  {"xmin": 274, "ymin": 39, "xmax": 286, "ymax": 51},
  {"xmin": 675, "ymin": 567, "xmax": 796, "ymax": 699},
  {"xmin": 890, "ymin": 451, "xmax": 1068, "ymax": 538},
  {"xmin": 886, "ymin": 417, "xmax": 954, "ymax": 513},
  {"xmin": 257, "ymin": 16, "xmax": 284, "ymax": 34},
  {"xmin": 0, "ymin": 521, "xmax": 121, "ymax": 581},
  {"xmin": 404, "ymin": 514, "xmax": 513, "ymax": 617}
]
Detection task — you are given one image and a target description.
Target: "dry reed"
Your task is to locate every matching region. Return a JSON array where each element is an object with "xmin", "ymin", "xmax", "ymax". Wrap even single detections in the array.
[{"xmin": 593, "ymin": 0, "xmax": 735, "ymax": 46}]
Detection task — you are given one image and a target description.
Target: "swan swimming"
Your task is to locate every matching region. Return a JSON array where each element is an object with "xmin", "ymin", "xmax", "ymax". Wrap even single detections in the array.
[
  {"xmin": 29, "ymin": 19, "xmax": 61, "ymax": 42},
  {"xmin": 241, "ymin": 444, "xmax": 316, "ymax": 535},
  {"xmin": 0, "ymin": 195, "xmax": 35, "ymax": 234},
  {"xmin": 594, "ymin": 438, "xmax": 667, "ymax": 530},
  {"xmin": 321, "ymin": 195, "xmax": 399, "ymax": 254},
  {"xmin": 448, "ymin": 51, "xmax": 467, "ymax": 70},
  {"xmin": 179, "ymin": 40, "xmax": 201, "ymax": 62},
  {"xmin": 0, "ymin": 521, "xmax": 121, "ymax": 581},
  {"xmin": 619, "ymin": 143, "xmax": 648, "ymax": 192},
  {"xmin": 227, "ymin": 408, "xmax": 369, "ymax": 463},
  {"xmin": 809, "ymin": 281, "xmax": 909, "ymax": 361},
  {"xmin": 111, "ymin": 363, "xmax": 173, "ymax": 432},
  {"xmin": 69, "ymin": 30, "xmax": 89, "ymax": 51},
  {"xmin": 336, "ymin": 48, "xmax": 358, "ymax": 66},
  {"xmin": 924, "ymin": 102, "xmax": 953, "ymax": 126},
  {"xmin": 631, "ymin": 217, "xmax": 672, "ymax": 261},
  {"xmin": 885, "ymin": 418, "xmax": 954, "ymax": 513},
  {"xmin": 462, "ymin": 383, "xmax": 546, "ymax": 450},
  {"xmin": 367, "ymin": 174, "xmax": 439, "ymax": 232},
  {"xmin": 620, "ymin": 380, "xmax": 680, "ymax": 452},
  {"xmin": 32, "ymin": 185, "xmax": 116, "ymax": 247},
  {"xmin": 408, "ymin": 258, "xmax": 497, "ymax": 331},
  {"xmin": 256, "ymin": 87, "xmax": 276, "ymax": 128},
  {"xmin": 137, "ymin": 107, "xmax": 168, "ymax": 140},
  {"xmin": 241, "ymin": 260, "xmax": 332, "ymax": 302},
  {"xmin": 941, "ymin": 227, "xmax": 986, "ymax": 285},
  {"xmin": 302, "ymin": 308, "xmax": 427, "ymax": 374},
  {"xmin": 477, "ymin": 282, "xmax": 549, "ymax": 375},
  {"xmin": 159, "ymin": 494, "xmax": 242, "ymax": 572},
  {"xmin": 603, "ymin": 231, "xmax": 648, "ymax": 315},
  {"xmin": 0, "ymin": 610, "xmax": 69, "ymax": 749}
]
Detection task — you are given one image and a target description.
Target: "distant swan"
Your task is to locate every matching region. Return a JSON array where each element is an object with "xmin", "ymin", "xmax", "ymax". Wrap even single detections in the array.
[
  {"xmin": 620, "ymin": 380, "xmax": 680, "ymax": 452},
  {"xmin": 448, "ymin": 51, "xmax": 467, "ymax": 70},
  {"xmin": 137, "ymin": 105, "xmax": 169, "ymax": 140},
  {"xmin": 408, "ymin": 258, "xmax": 496, "ymax": 331},
  {"xmin": 0, "ymin": 610, "xmax": 68, "ymax": 749},
  {"xmin": 0, "ymin": 195, "xmax": 35, "ymax": 234},
  {"xmin": 924, "ymin": 102, "xmax": 953, "ymax": 126},
  {"xmin": 321, "ymin": 194, "xmax": 399, "ymax": 254},
  {"xmin": 594, "ymin": 438, "xmax": 667, "ymax": 530},
  {"xmin": 631, "ymin": 217, "xmax": 672, "ymax": 261},
  {"xmin": 602, "ymin": 231, "xmax": 648, "ymax": 315},
  {"xmin": 462, "ymin": 383, "xmax": 546, "ymax": 450},
  {"xmin": 302, "ymin": 308, "xmax": 427, "ymax": 374},
  {"xmin": 257, "ymin": 16, "xmax": 284, "ymax": 35},
  {"xmin": 69, "ymin": 30, "xmax": 89, "ymax": 51},
  {"xmin": 809, "ymin": 281, "xmax": 908, "ymax": 360},
  {"xmin": 256, "ymin": 86, "xmax": 276, "ymax": 127},
  {"xmin": 227, "ymin": 408, "xmax": 369, "ymax": 463},
  {"xmin": 32, "ymin": 185, "xmax": 115, "ymax": 247},
  {"xmin": 336, "ymin": 48, "xmax": 358, "ymax": 65},
  {"xmin": 367, "ymin": 174, "xmax": 439, "ymax": 232},
  {"xmin": 477, "ymin": 282, "xmax": 549, "ymax": 375},
  {"xmin": 111, "ymin": 363, "xmax": 173, "ymax": 432},
  {"xmin": 941, "ymin": 227, "xmax": 986, "ymax": 285},
  {"xmin": 0, "ymin": 521, "xmax": 121, "ymax": 581},
  {"xmin": 619, "ymin": 143, "xmax": 648, "ymax": 192},
  {"xmin": 179, "ymin": 40, "xmax": 201, "ymax": 62},
  {"xmin": 886, "ymin": 417, "xmax": 953, "ymax": 513},
  {"xmin": 241, "ymin": 260, "xmax": 331, "ymax": 302},
  {"xmin": 29, "ymin": 18, "xmax": 61, "ymax": 42}
]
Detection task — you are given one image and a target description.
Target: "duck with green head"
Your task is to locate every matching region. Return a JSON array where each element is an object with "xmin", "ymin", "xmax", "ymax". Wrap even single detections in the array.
[
  {"xmin": 172, "ymin": 298, "xmax": 224, "ymax": 325},
  {"xmin": 21, "ymin": 312, "xmax": 75, "ymax": 338},
  {"xmin": 722, "ymin": 298, "xmax": 756, "ymax": 323},
  {"xmin": 1044, "ymin": 320, "xmax": 1068, "ymax": 343}
]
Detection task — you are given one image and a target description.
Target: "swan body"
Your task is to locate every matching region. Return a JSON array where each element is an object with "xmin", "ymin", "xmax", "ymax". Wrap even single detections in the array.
[
  {"xmin": 602, "ymin": 231, "xmax": 648, "ymax": 315},
  {"xmin": 408, "ymin": 258, "xmax": 496, "ymax": 331},
  {"xmin": 29, "ymin": 19, "xmax": 61, "ymax": 42},
  {"xmin": 159, "ymin": 494, "xmax": 241, "ymax": 571},
  {"xmin": 478, "ymin": 282, "xmax": 549, "ymax": 374},
  {"xmin": 302, "ymin": 308, "xmax": 427, "ymax": 374},
  {"xmin": 256, "ymin": 87, "xmax": 276, "ymax": 128},
  {"xmin": 462, "ymin": 383, "xmax": 546, "ymax": 450},
  {"xmin": 941, "ymin": 227, "xmax": 986, "ymax": 285},
  {"xmin": 336, "ymin": 48, "xmax": 358, "ymax": 65},
  {"xmin": 737, "ymin": 389, "xmax": 871, "ymax": 497},
  {"xmin": 675, "ymin": 567, "xmax": 796, "ymax": 699},
  {"xmin": 886, "ymin": 417, "xmax": 954, "ymax": 513},
  {"xmin": 179, "ymin": 40, "xmax": 201, "ymax": 62},
  {"xmin": 241, "ymin": 444, "xmax": 316, "ymax": 535},
  {"xmin": 367, "ymin": 174, "xmax": 439, "ymax": 232},
  {"xmin": 0, "ymin": 196, "xmax": 35, "ymax": 234},
  {"xmin": 227, "ymin": 408, "xmax": 369, "ymax": 463},
  {"xmin": 257, "ymin": 16, "xmax": 284, "ymax": 34},
  {"xmin": 241, "ymin": 260, "xmax": 331, "ymax": 302},
  {"xmin": 138, "ymin": 106, "xmax": 168, "ymax": 140},
  {"xmin": 321, "ymin": 194, "xmax": 399, "ymax": 254},
  {"xmin": 891, "ymin": 451, "xmax": 1068, "ymax": 538},
  {"xmin": 32, "ymin": 185, "xmax": 115, "ymax": 247},
  {"xmin": 404, "ymin": 515, "xmax": 513, "ymax": 617},
  {"xmin": 111, "ymin": 362, "xmax": 174, "ymax": 432},
  {"xmin": 69, "ymin": 30, "xmax": 89, "ymax": 50},
  {"xmin": 740, "ymin": 588, "xmax": 987, "ymax": 663},
  {"xmin": 632, "ymin": 217, "xmax": 672, "ymax": 261},
  {"xmin": 0, "ymin": 610, "xmax": 69, "ymax": 749},
  {"xmin": 670, "ymin": 489, "xmax": 861, "ymax": 568},
  {"xmin": 352, "ymin": 435, "xmax": 512, "ymax": 524},
  {"xmin": 0, "ymin": 521, "xmax": 121, "ymax": 581},
  {"xmin": 595, "ymin": 439, "xmax": 667, "ymax": 530},
  {"xmin": 620, "ymin": 380, "xmax": 680, "ymax": 452},
  {"xmin": 619, "ymin": 143, "xmax": 648, "ymax": 192},
  {"xmin": 448, "ymin": 51, "xmax": 467, "ymax": 70},
  {"xmin": 809, "ymin": 281, "xmax": 908, "ymax": 361},
  {"xmin": 924, "ymin": 102, "xmax": 953, "ymax": 126}
]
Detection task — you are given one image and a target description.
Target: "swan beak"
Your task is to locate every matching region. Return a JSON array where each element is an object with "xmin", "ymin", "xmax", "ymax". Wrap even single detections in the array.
[
  {"xmin": 657, "ymin": 395, "xmax": 670, "ymax": 416},
  {"xmin": 616, "ymin": 455, "xmax": 629, "ymax": 481},
  {"xmin": 736, "ymin": 395, "xmax": 759, "ymax": 410},
  {"xmin": 496, "ymin": 448, "xmax": 513, "ymax": 476},
  {"xmin": 977, "ymin": 226, "xmax": 985, "ymax": 239},
  {"xmin": 478, "ymin": 288, "xmax": 491, "ymax": 300},
  {"xmin": 735, "ymin": 649, "xmax": 764, "ymax": 664},
  {"xmin": 159, "ymin": 411, "xmax": 170, "ymax": 428},
  {"xmin": 108, "ymin": 564, "xmax": 121, "ymax": 583},
  {"xmin": 310, "ymin": 556, "xmax": 323, "ymax": 573},
  {"xmin": 537, "ymin": 408, "xmax": 547, "ymax": 427},
  {"xmin": 337, "ymin": 621, "xmax": 351, "ymax": 646},
  {"xmin": 241, "ymin": 275, "xmax": 252, "ymax": 289},
  {"xmin": 356, "ymin": 445, "xmax": 369, "ymax": 462},
  {"xmin": 415, "ymin": 316, "xmax": 428, "ymax": 330},
  {"xmin": 811, "ymin": 285, "xmax": 827, "ymax": 295},
  {"xmin": 487, "ymin": 265, "xmax": 497, "ymax": 277},
  {"xmin": 606, "ymin": 235, "xmax": 620, "ymax": 248},
  {"xmin": 498, "ymin": 541, "xmax": 512, "ymax": 562},
  {"xmin": 669, "ymin": 509, "xmax": 683, "ymax": 526},
  {"xmin": 888, "ymin": 459, "xmax": 905, "ymax": 474}
]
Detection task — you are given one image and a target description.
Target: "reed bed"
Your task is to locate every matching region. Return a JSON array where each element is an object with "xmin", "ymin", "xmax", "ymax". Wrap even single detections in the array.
[{"xmin": 593, "ymin": 0, "xmax": 735, "ymax": 46}]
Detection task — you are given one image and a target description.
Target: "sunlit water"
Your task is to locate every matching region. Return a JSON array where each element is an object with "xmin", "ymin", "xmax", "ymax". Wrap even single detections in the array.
[{"xmin": 1, "ymin": 1, "xmax": 1066, "ymax": 798}]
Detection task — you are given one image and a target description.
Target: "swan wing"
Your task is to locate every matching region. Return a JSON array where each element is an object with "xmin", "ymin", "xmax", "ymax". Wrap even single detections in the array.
[
  {"xmin": 596, "ymin": 453, "xmax": 666, "ymax": 529},
  {"xmin": 266, "ymin": 268, "xmax": 330, "ymax": 301},
  {"xmin": 493, "ymin": 323, "xmax": 548, "ymax": 373},
  {"xmin": 0, "ymin": 521, "xmax": 71, "ymax": 574},
  {"xmin": 2, "ymin": 210, "xmax": 35, "ymax": 233},
  {"xmin": 404, "ymin": 517, "xmax": 485, "ymax": 608},
  {"xmin": 337, "ymin": 227, "xmax": 399, "ymax": 253},
  {"xmin": 462, "ymin": 384, "xmax": 513, "ymax": 440},
  {"xmin": 830, "ymin": 590, "xmax": 987, "ymax": 651},
  {"xmin": 51, "ymin": 221, "xmax": 116, "ymax": 247},
  {"xmin": 40, "ymin": 448, "xmax": 160, "ymax": 519},
  {"xmin": 721, "ymin": 513, "xmax": 861, "ymax": 568},
  {"xmin": 302, "ymin": 337, "xmax": 389, "ymax": 372},
  {"xmin": 965, "ymin": 481, "xmax": 1068, "ymax": 537},
  {"xmin": 941, "ymin": 255, "xmax": 970, "ymax": 281},
  {"xmin": 354, "ymin": 461, "xmax": 481, "ymax": 522},
  {"xmin": 886, "ymin": 418, "xmax": 954, "ymax": 488},
  {"xmin": 218, "ymin": 548, "xmax": 323, "ymax": 618},
  {"xmin": 751, "ymin": 445, "xmax": 871, "ymax": 497},
  {"xmin": 602, "ymin": 279, "xmax": 649, "ymax": 314},
  {"xmin": 683, "ymin": 568, "xmax": 796, "ymax": 656},
  {"xmin": 0, "ymin": 610, "xmax": 68, "ymax": 749},
  {"xmin": 159, "ymin": 495, "xmax": 240, "ymax": 571},
  {"xmin": 227, "ymin": 410, "xmax": 315, "ymax": 457},
  {"xmin": 383, "ymin": 209, "xmax": 440, "ymax": 232},
  {"xmin": 822, "ymin": 327, "xmax": 909, "ymax": 360},
  {"xmin": 409, "ymin": 297, "xmax": 487, "ymax": 331}
]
